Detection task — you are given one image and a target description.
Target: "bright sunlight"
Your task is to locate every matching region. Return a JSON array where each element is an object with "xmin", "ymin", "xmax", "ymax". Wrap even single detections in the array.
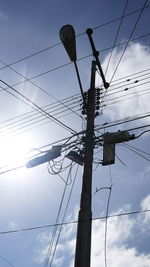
[{"xmin": 0, "ymin": 134, "xmax": 35, "ymax": 169}]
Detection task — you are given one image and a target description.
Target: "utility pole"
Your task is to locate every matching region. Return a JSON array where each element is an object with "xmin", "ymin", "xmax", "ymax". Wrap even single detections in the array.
[
  {"xmin": 59, "ymin": 25, "xmax": 109, "ymax": 267},
  {"xmin": 74, "ymin": 60, "xmax": 96, "ymax": 267}
]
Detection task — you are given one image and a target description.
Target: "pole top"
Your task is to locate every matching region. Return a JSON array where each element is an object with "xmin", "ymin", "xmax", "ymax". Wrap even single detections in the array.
[{"xmin": 86, "ymin": 28, "xmax": 93, "ymax": 36}]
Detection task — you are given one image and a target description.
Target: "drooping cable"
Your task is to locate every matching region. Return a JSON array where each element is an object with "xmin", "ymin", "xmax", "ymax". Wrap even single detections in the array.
[
  {"xmin": 43, "ymin": 163, "xmax": 73, "ymax": 267},
  {"xmin": 48, "ymin": 164, "xmax": 79, "ymax": 267}
]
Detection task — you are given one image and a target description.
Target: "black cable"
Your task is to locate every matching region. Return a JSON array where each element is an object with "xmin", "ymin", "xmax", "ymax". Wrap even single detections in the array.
[
  {"xmin": 123, "ymin": 144, "xmax": 150, "ymax": 162},
  {"xmin": 0, "ymin": 253, "xmax": 15, "ymax": 267},
  {"xmin": 104, "ymin": 0, "xmax": 129, "ymax": 76},
  {"xmin": 48, "ymin": 165, "xmax": 79, "ymax": 267},
  {"xmin": 110, "ymin": 0, "xmax": 149, "ymax": 83},
  {"xmin": 0, "ymin": 33, "xmax": 149, "ymax": 97},
  {"xmin": 0, "ymin": 209, "xmax": 149, "ymax": 235},
  {"xmin": 104, "ymin": 186, "xmax": 112, "ymax": 267},
  {"xmin": 0, "ymin": 5, "xmax": 148, "ymax": 72},
  {"xmin": 109, "ymin": 69, "xmax": 150, "ymax": 87},
  {"xmin": 134, "ymin": 130, "xmax": 150, "ymax": 139},
  {"xmin": 102, "ymin": 76, "xmax": 150, "ymax": 95},
  {"xmin": 1, "ymin": 75, "xmax": 149, "ymax": 136},
  {"xmin": 0, "ymin": 79, "xmax": 76, "ymax": 134},
  {"xmin": 102, "ymin": 89, "xmax": 150, "ymax": 108},
  {"xmin": 1, "ymin": 82, "xmax": 149, "ymax": 138},
  {"xmin": 121, "ymin": 143, "xmax": 150, "ymax": 156},
  {"xmin": 102, "ymin": 86, "xmax": 150, "ymax": 104},
  {"xmin": 0, "ymin": 102, "xmax": 80, "ymax": 138},
  {"xmin": 44, "ymin": 163, "xmax": 73, "ymax": 267}
]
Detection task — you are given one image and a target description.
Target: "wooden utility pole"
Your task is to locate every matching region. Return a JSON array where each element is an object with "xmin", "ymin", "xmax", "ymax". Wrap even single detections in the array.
[{"xmin": 74, "ymin": 61, "xmax": 96, "ymax": 267}]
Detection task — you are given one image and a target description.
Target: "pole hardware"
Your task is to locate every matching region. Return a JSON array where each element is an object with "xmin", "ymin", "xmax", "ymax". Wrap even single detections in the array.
[
  {"xmin": 86, "ymin": 28, "xmax": 109, "ymax": 89},
  {"xmin": 102, "ymin": 130, "xmax": 135, "ymax": 166}
]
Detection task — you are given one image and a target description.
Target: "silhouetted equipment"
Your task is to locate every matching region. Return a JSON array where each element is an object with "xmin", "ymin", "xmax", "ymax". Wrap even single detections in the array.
[
  {"xmin": 59, "ymin": 25, "xmax": 111, "ymax": 267},
  {"xmin": 59, "ymin": 25, "xmax": 77, "ymax": 62},
  {"xmin": 26, "ymin": 146, "xmax": 62, "ymax": 168},
  {"xmin": 66, "ymin": 151, "xmax": 84, "ymax": 165},
  {"xmin": 86, "ymin": 28, "xmax": 109, "ymax": 89},
  {"xmin": 102, "ymin": 130, "xmax": 135, "ymax": 165},
  {"xmin": 102, "ymin": 143, "xmax": 115, "ymax": 166}
]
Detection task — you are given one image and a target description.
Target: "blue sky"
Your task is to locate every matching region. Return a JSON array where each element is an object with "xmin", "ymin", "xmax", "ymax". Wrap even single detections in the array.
[{"xmin": 0, "ymin": 0, "xmax": 149, "ymax": 266}]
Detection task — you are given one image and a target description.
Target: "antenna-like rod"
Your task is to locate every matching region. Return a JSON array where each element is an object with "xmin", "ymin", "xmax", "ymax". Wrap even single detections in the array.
[{"xmin": 86, "ymin": 28, "xmax": 109, "ymax": 89}]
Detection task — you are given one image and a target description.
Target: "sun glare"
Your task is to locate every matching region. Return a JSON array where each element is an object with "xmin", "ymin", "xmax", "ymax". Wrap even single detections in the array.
[{"xmin": 0, "ymin": 135, "xmax": 34, "ymax": 168}]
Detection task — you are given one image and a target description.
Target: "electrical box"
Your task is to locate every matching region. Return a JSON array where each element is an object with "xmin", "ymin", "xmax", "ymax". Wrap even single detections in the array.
[
  {"xmin": 102, "ymin": 143, "xmax": 115, "ymax": 166},
  {"xmin": 103, "ymin": 130, "xmax": 135, "ymax": 144}
]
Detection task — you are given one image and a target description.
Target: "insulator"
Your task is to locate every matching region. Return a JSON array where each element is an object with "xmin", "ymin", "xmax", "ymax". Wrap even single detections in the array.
[
  {"xmin": 95, "ymin": 111, "xmax": 99, "ymax": 117},
  {"xmin": 96, "ymin": 106, "xmax": 100, "ymax": 110}
]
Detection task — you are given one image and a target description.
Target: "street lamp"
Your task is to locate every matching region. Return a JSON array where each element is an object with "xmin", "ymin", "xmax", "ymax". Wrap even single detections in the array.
[
  {"xmin": 59, "ymin": 25, "xmax": 84, "ymax": 100},
  {"xmin": 59, "ymin": 25, "xmax": 77, "ymax": 62}
]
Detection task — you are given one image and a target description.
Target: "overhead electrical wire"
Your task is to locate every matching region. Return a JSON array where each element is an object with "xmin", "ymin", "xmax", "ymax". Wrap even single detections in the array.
[
  {"xmin": 109, "ymin": 0, "xmax": 149, "ymax": 83},
  {"xmin": 0, "ymin": 103, "xmax": 80, "ymax": 138},
  {"xmin": 0, "ymin": 58, "xmax": 81, "ymax": 119},
  {"xmin": 0, "ymin": 79, "xmax": 76, "ymax": 134},
  {"xmin": 0, "ymin": 209, "xmax": 149, "ymax": 235},
  {"xmin": 48, "ymin": 165, "xmax": 79, "ymax": 267},
  {"xmin": 121, "ymin": 143, "xmax": 150, "ymax": 157},
  {"xmin": 0, "ymin": 253, "xmax": 15, "ymax": 267},
  {"xmin": 104, "ymin": 0, "xmax": 129, "ymax": 76},
  {"xmin": 99, "ymin": 0, "xmax": 149, "ymax": 109},
  {"xmin": 43, "ymin": 163, "xmax": 74, "ymax": 267},
  {"xmin": 1, "ymin": 70, "xmax": 149, "ymax": 129},
  {"xmin": 0, "ymin": 5, "xmax": 149, "ymax": 71},
  {"xmin": 122, "ymin": 143, "xmax": 150, "ymax": 161},
  {"xmin": 102, "ymin": 90, "xmax": 150, "ymax": 110},
  {"xmin": 102, "ymin": 75, "xmax": 150, "ymax": 95},
  {"xmin": 0, "ymin": 33, "xmax": 149, "ymax": 97},
  {"xmin": 0, "ymin": 81, "xmax": 149, "ymax": 138},
  {"xmin": 109, "ymin": 68, "xmax": 150, "ymax": 86},
  {"xmin": 0, "ymin": 123, "xmax": 149, "ymax": 175}
]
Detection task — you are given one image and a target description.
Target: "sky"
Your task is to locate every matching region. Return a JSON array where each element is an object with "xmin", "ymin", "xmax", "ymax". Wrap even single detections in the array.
[{"xmin": 0, "ymin": 0, "xmax": 149, "ymax": 266}]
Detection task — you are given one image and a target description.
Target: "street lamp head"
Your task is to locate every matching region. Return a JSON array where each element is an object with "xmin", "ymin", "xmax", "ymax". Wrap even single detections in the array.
[{"xmin": 59, "ymin": 25, "xmax": 77, "ymax": 62}]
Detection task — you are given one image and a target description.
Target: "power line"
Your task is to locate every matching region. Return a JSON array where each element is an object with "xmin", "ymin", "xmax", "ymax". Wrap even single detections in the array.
[
  {"xmin": 0, "ymin": 81, "xmax": 149, "ymax": 138},
  {"xmin": 0, "ymin": 253, "xmax": 15, "ymax": 267},
  {"xmin": 1, "ymin": 72, "xmax": 149, "ymax": 133},
  {"xmin": 48, "ymin": 165, "xmax": 79, "ymax": 267},
  {"xmin": 102, "ymin": 88, "xmax": 150, "ymax": 108},
  {"xmin": 103, "ymin": 76, "xmax": 150, "ymax": 95},
  {"xmin": 122, "ymin": 143, "xmax": 150, "ymax": 161},
  {"xmin": 121, "ymin": 143, "xmax": 150, "ymax": 156},
  {"xmin": 0, "ymin": 5, "xmax": 149, "ymax": 71},
  {"xmin": 44, "ymin": 163, "xmax": 74, "ymax": 267},
  {"xmin": 0, "ymin": 102, "xmax": 80, "ymax": 138},
  {"xmin": 0, "ymin": 33, "xmax": 149, "ymax": 96},
  {"xmin": 0, "ymin": 209, "xmax": 149, "ymax": 235},
  {"xmin": 0, "ymin": 79, "xmax": 76, "ymax": 134},
  {"xmin": 104, "ymin": 0, "xmax": 129, "ymax": 76},
  {"xmin": 110, "ymin": 68, "xmax": 150, "ymax": 86},
  {"xmin": 0, "ymin": 58, "xmax": 81, "ymax": 119},
  {"xmin": 110, "ymin": 0, "xmax": 149, "ymax": 83}
]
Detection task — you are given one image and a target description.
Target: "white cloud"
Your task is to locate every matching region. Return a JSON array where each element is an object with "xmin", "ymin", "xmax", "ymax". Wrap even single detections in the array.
[
  {"xmin": 34, "ymin": 196, "xmax": 150, "ymax": 266},
  {"xmin": 97, "ymin": 42, "xmax": 150, "ymax": 122},
  {"xmin": 140, "ymin": 194, "xmax": 150, "ymax": 225}
]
